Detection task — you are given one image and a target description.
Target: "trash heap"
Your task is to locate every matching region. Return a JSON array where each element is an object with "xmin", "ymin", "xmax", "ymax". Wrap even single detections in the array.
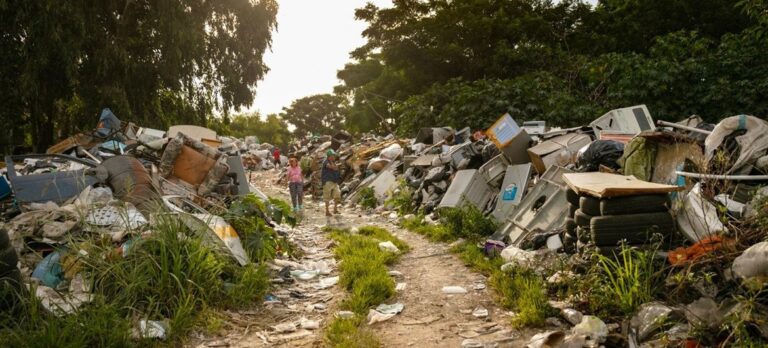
[
  {"xmin": 334, "ymin": 106, "xmax": 768, "ymax": 346},
  {"xmin": 0, "ymin": 108, "xmax": 296, "ymax": 340}
]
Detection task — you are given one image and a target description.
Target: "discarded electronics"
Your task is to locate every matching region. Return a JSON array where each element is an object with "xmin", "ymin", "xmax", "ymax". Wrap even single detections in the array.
[
  {"xmin": 527, "ymin": 133, "xmax": 592, "ymax": 175},
  {"xmin": 590, "ymin": 104, "xmax": 655, "ymax": 138},
  {"xmin": 521, "ymin": 121, "xmax": 546, "ymax": 135},
  {"xmin": 438, "ymin": 169, "xmax": 493, "ymax": 211},
  {"xmin": 491, "ymin": 164, "xmax": 533, "ymax": 222},
  {"xmin": 486, "ymin": 113, "xmax": 532, "ymax": 165},
  {"xmin": 490, "ymin": 166, "xmax": 573, "ymax": 245}
]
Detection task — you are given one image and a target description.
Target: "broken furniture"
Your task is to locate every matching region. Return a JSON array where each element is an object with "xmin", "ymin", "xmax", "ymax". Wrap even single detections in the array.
[{"xmin": 5, "ymin": 154, "xmax": 98, "ymax": 208}]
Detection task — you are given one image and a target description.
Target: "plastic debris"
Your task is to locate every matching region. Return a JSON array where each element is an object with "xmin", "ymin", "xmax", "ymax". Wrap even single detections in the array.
[
  {"xmin": 732, "ymin": 241, "xmax": 768, "ymax": 283},
  {"xmin": 572, "ymin": 316, "xmax": 608, "ymax": 343},
  {"xmin": 442, "ymin": 286, "xmax": 468, "ymax": 294},
  {"xmin": 315, "ymin": 276, "xmax": 339, "ymax": 290},
  {"xmin": 472, "ymin": 307, "xmax": 489, "ymax": 318},
  {"xmin": 630, "ymin": 302, "xmax": 678, "ymax": 341},
  {"xmin": 137, "ymin": 319, "xmax": 169, "ymax": 339}
]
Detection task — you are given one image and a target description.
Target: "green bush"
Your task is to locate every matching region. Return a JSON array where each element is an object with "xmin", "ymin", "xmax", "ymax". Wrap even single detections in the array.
[
  {"xmin": 227, "ymin": 194, "xmax": 293, "ymax": 262},
  {"xmin": 385, "ymin": 180, "xmax": 414, "ymax": 215},
  {"xmin": 358, "ymin": 187, "xmax": 377, "ymax": 209},
  {"xmin": 440, "ymin": 205, "xmax": 497, "ymax": 242},
  {"xmin": 401, "ymin": 215, "xmax": 454, "ymax": 242}
]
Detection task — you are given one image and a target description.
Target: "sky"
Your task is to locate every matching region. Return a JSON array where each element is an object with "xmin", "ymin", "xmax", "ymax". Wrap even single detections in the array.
[
  {"xmin": 248, "ymin": 0, "xmax": 393, "ymax": 116},
  {"xmin": 249, "ymin": 0, "xmax": 598, "ymax": 117}
]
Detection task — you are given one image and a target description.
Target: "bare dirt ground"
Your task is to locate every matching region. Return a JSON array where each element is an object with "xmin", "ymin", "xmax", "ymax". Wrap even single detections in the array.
[{"xmin": 192, "ymin": 170, "xmax": 532, "ymax": 347}]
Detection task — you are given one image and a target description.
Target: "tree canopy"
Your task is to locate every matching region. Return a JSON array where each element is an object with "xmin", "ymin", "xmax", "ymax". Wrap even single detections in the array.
[
  {"xmin": 280, "ymin": 94, "xmax": 348, "ymax": 136},
  {"xmin": 0, "ymin": 0, "xmax": 278, "ymax": 151},
  {"xmin": 323, "ymin": 0, "xmax": 765, "ymax": 136}
]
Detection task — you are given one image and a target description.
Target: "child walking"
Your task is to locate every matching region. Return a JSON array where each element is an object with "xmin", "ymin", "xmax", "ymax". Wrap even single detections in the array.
[{"xmin": 287, "ymin": 156, "xmax": 304, "ymax": 211}]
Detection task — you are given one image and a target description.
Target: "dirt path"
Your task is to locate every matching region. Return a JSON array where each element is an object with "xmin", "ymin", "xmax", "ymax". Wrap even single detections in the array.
[
  {"xmin": 365, "ymin": 222, "xmax": 532, "ymax": 347},
  {"xmin": 194, "ymin": 170, "xmax": 531, "ymax": 347}
]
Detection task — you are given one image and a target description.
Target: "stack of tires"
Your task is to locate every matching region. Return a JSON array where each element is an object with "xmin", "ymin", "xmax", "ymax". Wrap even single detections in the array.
[
  {"xmin": 0, "ymin": 227, "xmax": 22, "ymax": 309},
  {"xmin": 563, "ymin": 189, "xmax": 674, "ymax": 252}
]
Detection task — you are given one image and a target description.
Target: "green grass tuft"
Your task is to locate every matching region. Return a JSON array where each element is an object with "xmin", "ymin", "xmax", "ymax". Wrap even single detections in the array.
[
  {"xmin": 324, "ymin": 226, "xmax": 407, "ymax": 345},
  {"xmin": 325, "ymin": 315, "xmax": 380, "ymax": 348}
]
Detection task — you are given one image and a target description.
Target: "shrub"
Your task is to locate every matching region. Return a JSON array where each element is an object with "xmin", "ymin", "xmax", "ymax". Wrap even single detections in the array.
[
  {"xmin": 595, "ymin": 245, "xmax": 662, "ymax": 315},
  {"xmin": 358, "ymin": 187, "xmax": 377, "ymax": 209}
]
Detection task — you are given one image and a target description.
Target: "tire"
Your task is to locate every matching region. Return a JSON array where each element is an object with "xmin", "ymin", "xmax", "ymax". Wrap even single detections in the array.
[
  {"xmin": 579, "ymin": 196, "xmax": 601, "ymax": 216},
  {"xmin": 600, "ymin": 194, "xmax": 670, "ymax": 216},
  {"xmin": 590, "ymin": 212, "xmax": 674, "ymax": 245},
  {"xmin": 574, "ymin": 209, "xmax": 593, "ymax": 227},
  {"xmin": 565, "ymin": 218, "xmax": 577, "ymax": 236},
  {"xmin": 0, "ymin": 228, "xmax": 9, "ymax": 250},
  {"xmin": 0, "ymin": 247, "xmax": 18, "ymax": 274},
  {"xmin": 565, "ymin": 188, "xmax": 580, "ymax": 206},
  {"xmin": 568, "ymin": 204, "xmax": 578, "ymax": 218}
]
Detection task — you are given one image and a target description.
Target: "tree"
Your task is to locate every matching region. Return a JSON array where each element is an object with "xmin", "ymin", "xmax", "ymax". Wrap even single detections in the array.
[
  {"xmin": 280, "ymin": 94, "xmax": 348, "ymax": 136},
  {"xmin": 211, "ymin": 112, "xmax": 292, "ymax": 147},
  {"xmin": 0, "ymin": 0, "xmax": 278, "ymax": 151}
]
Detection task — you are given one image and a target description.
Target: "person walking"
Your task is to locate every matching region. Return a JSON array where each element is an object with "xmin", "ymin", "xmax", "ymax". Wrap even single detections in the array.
[
  {"xmin": 287, "ymin": 155, "xmax": 304, "ymax": 211},
  {"xmin": 272, "ymin": 147, "xmax": 281, "ymax": 168},
  {"xmin": 321, "ymin": 149, "xmax": 342, "ymax": 217}
]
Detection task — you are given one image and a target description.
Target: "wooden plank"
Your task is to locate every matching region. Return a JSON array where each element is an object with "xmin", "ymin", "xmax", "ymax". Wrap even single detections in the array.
[{"xmin": 563, "ymin": 172, "xmax": 683, "ymax": 198}]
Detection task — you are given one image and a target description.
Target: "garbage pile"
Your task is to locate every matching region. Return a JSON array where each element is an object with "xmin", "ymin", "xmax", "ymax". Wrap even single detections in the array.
[
  {"xmin": 329, "ymin": 106, "xmax": 768, "ymax": 346},
  {"xmin": 0, "ymin": 108, "xmax": 293, "ymax": 335}
]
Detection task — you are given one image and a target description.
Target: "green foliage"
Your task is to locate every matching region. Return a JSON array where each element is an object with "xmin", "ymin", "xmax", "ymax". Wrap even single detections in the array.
[
  {"xmin": 324, "ymin": 225, "xmax": 406, "ymax": 345},
  {"xmin": 452, "ymin": 242, "xmax": 554, "ymax": 328},
  {"xmin": 280, "ymin": 94, "xmax": 348, "ymax": 136},
  {"xmin": 440, "ymin": 205, "xmax": 497, "ymax": 242},
  {"xmin": 325, "ymin": 315, "xmax": 381, "ymax": 348},
  {"xmin": 1, "ymin": 0, "xmax": 278, "ymax": 151},
  {"xmin": 595, "ymin": 246, "xmax": 662, "ymax": 315},
  {"xmin": 385, "ymin": 180, "xmax": 414, "ymax": 215},
  {"xmin": 226, "ymin": 194, "xmax": 293, "ymax": 262},
  {"xmin": 0, "ymin": 294, "xmax": 133, "ymax": 348},
  {"xmin": 268, "ymin": 196, "xmax": 297, "ymax": 227},
  {"xmin": 0, "ymin": 212, "xmax": 272, "ymax": 346},
  {"xmin": 401, "ymin": 214, "xmax": 453, "ymax": 242},
  {"xmin": 211, "ymin": 113, "xmax": 292, "ymax": 147},
  {"xmin": 358, "ymin": 187, "xmax": 377, "ymax": 210}
]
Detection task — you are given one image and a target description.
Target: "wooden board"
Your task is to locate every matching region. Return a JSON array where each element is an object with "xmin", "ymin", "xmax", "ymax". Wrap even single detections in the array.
[
  {"xmin": 563, "ymin": 172, "xmax": 683, "ymax": 198},
  {"xmin": 172, "ymin": 145, "xmax": 216, "ymax": 185}
]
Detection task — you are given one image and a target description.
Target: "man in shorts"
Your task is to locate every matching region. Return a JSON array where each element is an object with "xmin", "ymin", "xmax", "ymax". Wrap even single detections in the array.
[{"xmin": 321, "ymin": 149, "xmax": 342, "ymax": 216}]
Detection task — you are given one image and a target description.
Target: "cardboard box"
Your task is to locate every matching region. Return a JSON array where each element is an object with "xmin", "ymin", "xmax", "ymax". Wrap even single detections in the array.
[{"xmin": 527, "ymin": 133, "xmax": 591, "ymax": 174}]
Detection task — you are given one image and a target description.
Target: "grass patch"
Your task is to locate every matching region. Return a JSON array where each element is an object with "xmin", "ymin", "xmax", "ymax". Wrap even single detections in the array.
[
  {"xmin": 0, "ymin": 207, "xmax": 275, "ymax": 346},
  {"xmin": 325, "ymin": 315, "xmax": 380, "ymax": 348},
  {"xmin": 593, "ymin": 245, "xmax": 662, "ymax": 315},
  {"xmin": 452, "ymin": 242, "xmax": 554, "ymax": 328},
  {"xmin": 400, "ymin": 205, "xmax": 496, "ymax": 243},
  {"xmin": 227, "ymin": 194, "xmax": 294, "ymax": 261},
  {"xmin": 401, "ymin": 214, "xmax": 455, "ymax": 242},
  {"xmin": 323, "ymin": 226, "xmax": 407, "ymax": 347}
]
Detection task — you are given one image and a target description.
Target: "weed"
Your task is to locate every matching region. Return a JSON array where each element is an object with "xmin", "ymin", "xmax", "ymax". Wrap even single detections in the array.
[
  {"xmin": 0, "ymin": 290, "xmax": 134, "ymax": 348},
  {"xmin": 325, "ymin": 315, "xmax": 380, "ymax": 348},
  {"xmin": 385, "ymin": 179, "xmax": 413, "ymax": 215},
  {"xmin": 595, "ymin": 245, "xmax": 661, "ymax": 315},
  {"xmin": 357, "ymin": 226, "xmax": 410, "ymax": 252},
  {"xmin": 440, "ymin": 205, "xmax": 497, "ymax": 242},
  {"xmin": 324, "ymin": 226, "xmax": 407, "ymax": 345},
  {"xmin": 453, "ymin": 242, "xmax": 553, "ymax": 328},
  {"xmin": 401, "ymin": 214, "xmax": 454, "ymax": 242},
  {"xmin": 358, "ymin": 187, "xmax": 377, "ymax": 210},
  {"xmin": 227, "ymin": 195, "xmax": 293, "ymax": 262},
  {"xmin": 268, "ymin": 196, "xmax": 296, "ymax": 227}
]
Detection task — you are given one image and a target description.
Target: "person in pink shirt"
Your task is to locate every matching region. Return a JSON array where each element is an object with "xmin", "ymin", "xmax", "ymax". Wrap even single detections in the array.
[{"xmin": 287, "ymin": 155, "xmax": 304, "ymax": 211}]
